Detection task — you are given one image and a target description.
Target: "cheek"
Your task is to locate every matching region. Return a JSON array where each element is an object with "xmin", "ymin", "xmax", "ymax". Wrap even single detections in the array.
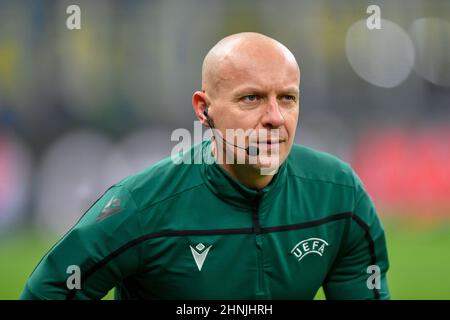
[
  {"xmin": 284, "ymin": 110, "xmax": 299, "ymax": 137},
  {"xmin": 217, "ymin": 102, "xmax": 244, "ymax": 125}
]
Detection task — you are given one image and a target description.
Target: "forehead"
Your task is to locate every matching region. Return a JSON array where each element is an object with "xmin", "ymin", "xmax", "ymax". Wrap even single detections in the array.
[{"xmin": 215, "ymin": 49, "xmax": 300, "ymax": 95}]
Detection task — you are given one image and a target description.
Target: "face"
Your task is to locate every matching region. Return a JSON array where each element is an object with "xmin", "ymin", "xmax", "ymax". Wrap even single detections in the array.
[{"xmin": 205, "ymin": 46, "xmax": 300, "ymax": 171}]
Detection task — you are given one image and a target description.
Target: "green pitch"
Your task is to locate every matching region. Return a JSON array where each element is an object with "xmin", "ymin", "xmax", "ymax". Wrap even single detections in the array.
[{"xmin": 1, "ymin": 218, "xmax": 449, "ymax": 300}]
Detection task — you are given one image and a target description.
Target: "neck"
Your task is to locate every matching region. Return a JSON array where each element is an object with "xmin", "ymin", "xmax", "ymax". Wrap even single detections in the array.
[
  {"xmin": 221, "ymin": 163, "xmax": 274, "ymax": 190},
  {"xmin": 211, "ymin": 140, "xmax": 275, "ymax": 190}
]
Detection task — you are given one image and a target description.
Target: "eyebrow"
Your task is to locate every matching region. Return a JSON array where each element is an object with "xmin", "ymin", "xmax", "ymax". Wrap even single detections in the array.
[
  {"xmin": 232, "ymin": 86, "xmax": 299, "ymax": 96},
  {"xmin": 280, "ymin": 88, "xmax": 300, "ymax": 95}
]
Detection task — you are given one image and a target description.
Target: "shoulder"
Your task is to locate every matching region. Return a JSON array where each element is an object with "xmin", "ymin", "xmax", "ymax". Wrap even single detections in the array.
[
  {"xmin": 286, "ymin": 144, "xmax": 357, "ymax": 189},
  {"xmin": 69, "ymin": 142, "xmax": 207, "ymax": 242},
  {"xmin": 112, "ymin": 141, "xmax": 206, "ymax": 211}
]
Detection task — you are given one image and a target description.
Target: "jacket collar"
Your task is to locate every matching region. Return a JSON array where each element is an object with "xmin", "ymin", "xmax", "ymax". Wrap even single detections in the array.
[{"xmin": 200, "ymin": 139, "xmax": 287, "ymax": 209}]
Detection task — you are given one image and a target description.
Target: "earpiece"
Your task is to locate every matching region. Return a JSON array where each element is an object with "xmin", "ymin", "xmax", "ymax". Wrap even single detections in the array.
[{"xmin": 203, "ymin": 106, "xmax": 214, "ymax": 128}]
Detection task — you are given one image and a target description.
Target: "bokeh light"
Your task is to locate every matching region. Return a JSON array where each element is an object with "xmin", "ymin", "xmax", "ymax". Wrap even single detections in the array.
[
  {"xmin": 346, "ymin": 19, "xmax": 415, "ymax": 88},
  {"xmin": 410, "ymin": 17, "xmax": 450, "ymax": 87}
]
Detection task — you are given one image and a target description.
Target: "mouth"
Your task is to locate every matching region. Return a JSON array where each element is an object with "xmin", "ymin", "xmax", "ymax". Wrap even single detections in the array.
[
  {"xmin": 254, "ymin": 140, "xmax": 286, "ymax": 151},
  {"xmin": 257, "ymin": 139, "xmax": 286, "ymax": 145}
]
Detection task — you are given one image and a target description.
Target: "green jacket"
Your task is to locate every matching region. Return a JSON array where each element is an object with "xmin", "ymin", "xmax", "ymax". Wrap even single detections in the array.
[{"xmin": 21, "ymin": 140, "xmax": 390, "ymax": 300}]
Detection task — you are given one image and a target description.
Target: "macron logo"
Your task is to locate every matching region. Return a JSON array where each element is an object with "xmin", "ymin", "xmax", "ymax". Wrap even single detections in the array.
[
  {"xmin": 96, "ymin": 197, "xmax": 122, "ymax": 222},
  {"xmin": 290, "ymin": 238, "xmax": 329, "ymax": 262},
  {"xmin": 190, "ymin": 243, "xmax": 212, "ymax": 271}
]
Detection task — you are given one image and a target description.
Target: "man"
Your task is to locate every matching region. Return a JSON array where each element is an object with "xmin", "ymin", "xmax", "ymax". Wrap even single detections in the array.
[{"xmin": 21, "ymin": 32, "xmax": 390, "ymax": 300}]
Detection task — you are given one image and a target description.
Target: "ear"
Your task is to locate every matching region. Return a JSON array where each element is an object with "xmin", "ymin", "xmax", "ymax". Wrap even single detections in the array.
[{"xmin": 192, "ymin": 91, "xmax": 210, "ymax": 127}]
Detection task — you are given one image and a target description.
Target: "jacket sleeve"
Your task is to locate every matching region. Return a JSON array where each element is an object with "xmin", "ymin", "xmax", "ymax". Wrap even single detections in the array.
[
  {"xmin": 20, "ymin": 184, "xmax": 143, "ymax": 300},
  {"xmin": 323, "ymin": 172, "xmax": 390, "ymax": 300}
]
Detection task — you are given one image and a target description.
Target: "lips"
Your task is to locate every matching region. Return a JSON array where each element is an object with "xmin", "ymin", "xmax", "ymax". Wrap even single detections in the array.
[
  {"xmin": 255, "ymin": 140, "xmax": 286, "ymax": 152},
  {"xmin": 258, "ymin": 140, "xmax": 286, "ymax": 144}
]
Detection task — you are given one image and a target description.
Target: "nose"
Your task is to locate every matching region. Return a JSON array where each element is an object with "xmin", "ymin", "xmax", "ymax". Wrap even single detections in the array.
[{"xmin": 261, "ymin": 97, "xmax": 285, "ymax": 129}]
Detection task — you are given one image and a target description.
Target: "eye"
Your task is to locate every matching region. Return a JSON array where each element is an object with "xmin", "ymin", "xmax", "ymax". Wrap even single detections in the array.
[
  {"xmin": 281, "ymin": 95, "xmax": 296, "ymax": 102},
  {"xmin": 241, "ymin": 95, "xmax": 260, "ymax": 103}
]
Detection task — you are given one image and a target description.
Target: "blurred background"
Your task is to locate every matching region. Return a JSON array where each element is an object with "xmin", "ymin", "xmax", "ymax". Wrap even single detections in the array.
[{"xmin": 0, "ymin": 0, "xmax": 449, "ymax": 299}]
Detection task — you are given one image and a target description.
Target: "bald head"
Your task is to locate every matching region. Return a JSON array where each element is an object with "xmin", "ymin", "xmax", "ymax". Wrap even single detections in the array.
[{"xmin": 202, "ymin": 32, "xmax": 300, "ymax": 98}]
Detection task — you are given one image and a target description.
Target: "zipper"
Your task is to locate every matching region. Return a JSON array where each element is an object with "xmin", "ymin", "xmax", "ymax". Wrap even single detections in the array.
[
  {"xmin": 252, "ymin": 191, "xmax": 263, "ymax": 234},
  {"xmin": 252, "ymin": 190, "xmax": 266, "ymax": 298}
]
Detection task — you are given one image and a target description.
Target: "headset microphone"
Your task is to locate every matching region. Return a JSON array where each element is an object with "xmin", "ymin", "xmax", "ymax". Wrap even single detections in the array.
[{"xmin": 203, "ymin": 107, "xmax": 259, "ymax": 156}]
